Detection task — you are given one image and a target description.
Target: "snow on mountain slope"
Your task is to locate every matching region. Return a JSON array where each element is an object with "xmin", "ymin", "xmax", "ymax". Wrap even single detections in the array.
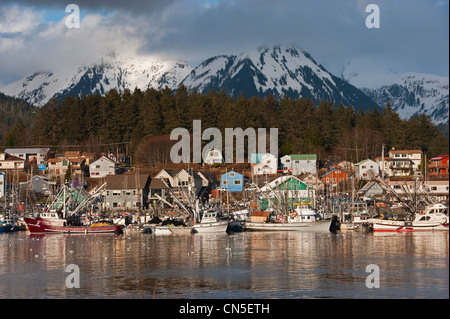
[
  {"xmin": 1, "ymin": 53, "xmax": 192, "ymax": 106},
  {"xmin": 359, "ymin": 73, "xmax": 449, "ymax": 124},
  {"xmin": 182, "ymin": 45, "xmax": 378, "ymax": 111}
]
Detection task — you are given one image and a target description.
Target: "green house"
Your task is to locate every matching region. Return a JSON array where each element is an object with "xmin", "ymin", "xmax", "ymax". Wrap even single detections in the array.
[{"xmin": 259, "ymin": 176, "xmax": 315, "ymax": 210}]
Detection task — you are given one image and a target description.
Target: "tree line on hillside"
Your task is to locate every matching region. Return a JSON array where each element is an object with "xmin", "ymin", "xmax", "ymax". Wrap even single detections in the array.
[
  {"xmin": 2, "ymin": 85, "xmax": 448, "ymax": 167},
  {"xmin": 0, "ymin": 92, "xmax": 36, "ymax": 146}
]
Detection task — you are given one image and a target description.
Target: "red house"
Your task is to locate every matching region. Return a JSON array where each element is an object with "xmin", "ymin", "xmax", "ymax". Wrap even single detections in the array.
[
  {"xmin": 321, "ymin": 168, "xmax": 348, "ymax": 185},
  {"xmin": 429, "ymin": 155, "xmax": 449, "ymax": 178}
]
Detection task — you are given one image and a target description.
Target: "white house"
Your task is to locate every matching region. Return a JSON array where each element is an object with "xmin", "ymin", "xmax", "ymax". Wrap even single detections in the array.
[
  {"xmin": 280, "ymin": 154, "xmax": 317, "ymax": 175},
  {"xmin": 0, "ymin": 151, "xmax": 25, "ymax": 170},
  {"xmin": 203, "ymin": 147, "xmax": 224, "ymax": 165},
  {"xmin": 251, "ymin": 153, "xmax": 278, "ymax": 175},
  {"xmin": 154, "ymin": 168, "xmax": 207, "ymax": 197},
  {"xmin": 377, "ymin": 148, "xmax": 423, "ymax": 177},
  {"xmin": 4, "ymin": 148, "xmax": 49, "ymax": 165},
  {"xmin": 89, "ymin": 156, "xmax": 116, "ymax": 178},
  {"xmin": 0, "ymin": 172, "xmax": 5, "ymax": 198},
  {"xmin": 355, "ymin": 159, "xmax": 379, "ymax": 180}
]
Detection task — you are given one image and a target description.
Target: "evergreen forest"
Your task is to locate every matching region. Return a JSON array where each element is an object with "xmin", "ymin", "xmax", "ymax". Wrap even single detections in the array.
[{"xmin": 1, "ymin": 85, "xmax": 448, "ymax": 168}]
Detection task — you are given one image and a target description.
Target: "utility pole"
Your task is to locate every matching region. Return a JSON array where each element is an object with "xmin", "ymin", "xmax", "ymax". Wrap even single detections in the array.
[{"xmin": 381, "ymin": 144, "xmax": 385, "ymax": 180}]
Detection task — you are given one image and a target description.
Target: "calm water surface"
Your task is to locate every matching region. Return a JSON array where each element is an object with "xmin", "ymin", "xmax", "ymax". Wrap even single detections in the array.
[{"xmin": 0, "ymin": 230, "xmax": 448, "ymax": 299}]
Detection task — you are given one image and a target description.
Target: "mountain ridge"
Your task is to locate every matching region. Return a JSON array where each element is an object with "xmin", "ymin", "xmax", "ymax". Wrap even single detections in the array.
[{"xmin": 1, "ymin": 45, "xmax": 448, "ymax": 124}]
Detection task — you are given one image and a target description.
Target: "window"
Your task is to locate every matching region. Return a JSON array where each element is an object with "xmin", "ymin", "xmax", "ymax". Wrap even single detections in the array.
[
  {"xmin": 431, "ymin": 186, "xmax": 437, "ymax": 191},
  {"xmin": 223, "ymin": 180, "xmax": 229, "ymax": 185},
  {"xmin": 230, "ymin": 173, "xmax": 235, "ymax": 177},
  {"xmin": 96, "ymin": 165, "xmax": 100, "ymax": 169},
  {"xmin": 233, "ymin": 180, "xmax": 241, "ymax": 185}
]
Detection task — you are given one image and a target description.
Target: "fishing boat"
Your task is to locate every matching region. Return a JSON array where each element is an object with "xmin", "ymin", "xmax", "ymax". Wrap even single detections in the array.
[
  {"xmin": 24, "ymin": 184, "xmax": 122, "ymax": 234},
  {"xmin": 370, "ymin": 202, "xmax": 449, "ymax": 232},
  {"xmin": 244, "ymin": 204, "xmax": 333, "ymax": 232},
  {"xmin": 192, "ymin": 209, "xmax": 229, "ymax": 233},
  {"xmin": 0, "ymin": 222, "xmax": 15, "ymax": 233},
  {"xmin": 24, "ymin": 211, "xmax": 122, "ymax": 234},
  {"xmin": 153, "ymin": 210, "xmax": 229, "ymax": 235}
]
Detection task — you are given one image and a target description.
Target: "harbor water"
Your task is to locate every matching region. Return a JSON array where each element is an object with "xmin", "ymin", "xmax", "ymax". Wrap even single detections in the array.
[{"xmin": 0, "ymin": 230, "xmax": 448, "ymax": 299}]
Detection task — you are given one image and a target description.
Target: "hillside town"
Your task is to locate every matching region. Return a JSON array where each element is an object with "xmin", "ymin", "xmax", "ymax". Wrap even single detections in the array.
[{"xmin": 1, "ymin": 146, "xmax": 448, "ymax": 232}]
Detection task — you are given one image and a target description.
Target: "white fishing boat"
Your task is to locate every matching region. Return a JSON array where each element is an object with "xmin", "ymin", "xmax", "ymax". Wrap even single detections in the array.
[
  {"xmin": 370, "ymin": 202, "xmax": 449, "ymax": 232},
  {"xmin": 192, "ymin": 209, "xmax": 229, "ymax": 233},
  {"xmin": 245, "ymin": 204, "xmax": 332, "ymax": 232},
  {"xmin": 153, "ymin": 210, "xmax": 229, "ymax": 235}
]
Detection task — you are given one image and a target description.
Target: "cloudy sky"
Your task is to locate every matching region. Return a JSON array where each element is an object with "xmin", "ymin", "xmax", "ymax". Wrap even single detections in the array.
[{"xmin": 0, "ymin": 0, "xmax": 448, "ymax": 88}]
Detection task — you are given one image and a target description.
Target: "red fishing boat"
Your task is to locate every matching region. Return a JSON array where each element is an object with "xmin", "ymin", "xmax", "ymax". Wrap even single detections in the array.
[
  {"xmin": 24, "ymin": 211, "xmax": 122, "ymax": 234},
  {"xmin": 24, "ymin": 184, "xmax": 122, "ymax": 234}
]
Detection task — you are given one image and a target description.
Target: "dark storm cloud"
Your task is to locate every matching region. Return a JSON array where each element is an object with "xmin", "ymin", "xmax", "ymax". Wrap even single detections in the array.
[
  {"xmin": 0, "ymin": 0, "xmax": 448, "ymax": 88},
  {"xmin": 2, "ymin": 0, "xmax": 175, "ymax": 13}
]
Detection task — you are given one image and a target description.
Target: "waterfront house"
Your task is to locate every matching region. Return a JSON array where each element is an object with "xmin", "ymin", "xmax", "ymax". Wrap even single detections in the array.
[
  {"xmin": 378, "ymin": 148, "xmax": 423, "ymax": 177},
  {"xmin": 387, "ymin": 178, "xmax": 449, "ymax": 202},
  {"xmin": 103, "ymin": 174, "xmax": 150, "ymax": 211},
  {"xmin": 154, "ymin": 168, "xmax": 207, "ymax": 198},
  {"xmin": 0, "ymin": 151, "xmax": 25, "ymax": 171},
  {"xmin": 89, "ymin": 156, "xmax": 117, "ymax": 178},
  {"xmin": 280, "ymin": 154, "xmax": 317, "ymax": 175},
  {"xmin": 47, "ymin": 158, "xmax": 69, "ymax": 182},
  {"xmin": 203, "ymin": 147, "xmax": 224, "ymax": 165},
  {"xmin": 429, "ymin": 155, "xmax": 449, "ymax": 178},
  {"xmin": 321, "ymin": 168, "xmax": 348, "ymax": 185},
  {"xmin": 357, "ymin": 181, "xmax": 384, "ymax": 198},
  {"xmin": 4, "ymin": 148, "xmax": 49, "ymax": 166},
  {"xmin": 355, "ymin": 159, "xmax": 379, "ymax": 180},
  {"xmin": 221, "ymin": 170, "xmax": 244, "ymax": 192},
  {"xmin": 251, "ymin": 153, "xmax": 278, "ymax": 175},
  {"xmin": 148, "ymin": 177, "xmax": 171, "ymax": 207},
  {"xmin": 259, "ymin": 175, "xmax": 315, "ymax": 210},
  {"xmin": 0, "ymin": 172, "xmax": 5, "ymax": 198},
  {"xmin": 19, "ymin": 175, "xmax": 56, "ymax": 196}
]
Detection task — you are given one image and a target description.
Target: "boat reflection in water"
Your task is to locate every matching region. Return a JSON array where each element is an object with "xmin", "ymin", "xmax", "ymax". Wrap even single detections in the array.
[{"xmin": 2, "ymin": 230, "xmax": 447, "ymax": 298}]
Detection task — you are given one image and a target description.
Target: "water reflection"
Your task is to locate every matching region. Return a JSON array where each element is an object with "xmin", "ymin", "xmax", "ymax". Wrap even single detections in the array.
[{"xmin": 0, "ymin": 231, "xmax": 448, "ymax": 298}]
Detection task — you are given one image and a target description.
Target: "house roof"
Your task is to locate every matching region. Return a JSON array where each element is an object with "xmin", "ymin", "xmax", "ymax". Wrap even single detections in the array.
[
  {"xmin": 289, "ymin": 154, "xmax": 317, "ymax": 160},
  {"xmin": 356, "ymin": 159, "xmax": 377, "ymax": 165},
  {"xmin": 1, "ymin": 154, "xmax": 25, "ymax": 162},
  {"xmin": 430, "ymin": 155, "xmax": 449, "ymax": 161},
  {"xmin": 5, "ymin": 148, "xmax": 49, "ymax": 154},
  {"xmin": 105, "ymin": 174, "xmax": 150, "ymax": 190},
  {"xmin": 321, "ymin": 168, "xmax": 347, "ymax": 178},
  {"xmin": 390, "ymin": 149, "xmax": 422, "ymax": 154},
  {"xmin": 91, "ymin": 156, "xmax": 116, "ymax": 165},
  {"xmin": 149, "ymin": 178, "xmax": 170, "ymax": 189}
]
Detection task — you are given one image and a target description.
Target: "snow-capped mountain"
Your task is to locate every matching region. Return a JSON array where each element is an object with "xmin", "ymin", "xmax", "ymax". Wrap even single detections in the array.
[
  {"xmin": 182, "ymin": 45, "xmax": 378, "ymax": 111},
  {"xmin": 359, "ymin": 73, "xmax": 449, "ymax": 124},
  {"xmin": 3, "ymin": 45, "xmax": 447, "ymax": 125},
  {"xmin": 1, "ymin": 53, "xmax": 192, "ymax": 106}
]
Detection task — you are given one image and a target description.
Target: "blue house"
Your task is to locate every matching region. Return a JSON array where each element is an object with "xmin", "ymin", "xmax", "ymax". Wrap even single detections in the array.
[{"xmin": 220, "ymin": 170, "xmax": 244, "ymax": 192}]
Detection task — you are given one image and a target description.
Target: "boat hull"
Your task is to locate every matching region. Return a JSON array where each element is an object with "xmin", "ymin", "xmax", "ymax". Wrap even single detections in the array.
[
  {"xmin": 0, "ymin": 225, "xmax": 16, "ymax": 233},
  {"xmin": 192, "ymin": 221, "xmax": 229, "ymax": 233},
  {"xmin": 245, "ymin": 219, "xmax": 332, "ymax": 232},
  {"xmin": 24, "ymin": 217, "xmax": 123, "ymax": 234},
  {"xmin": 153, "ymin": 225, "xmax": 193, "ymax": 235},
  {"xmin": 153, "ymin": 220, "xmax": 230, "ymax": 235},
  {"xmin": 371, "ymin": 220, "xmax": 449, "ymax": 232}
]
